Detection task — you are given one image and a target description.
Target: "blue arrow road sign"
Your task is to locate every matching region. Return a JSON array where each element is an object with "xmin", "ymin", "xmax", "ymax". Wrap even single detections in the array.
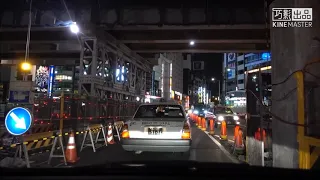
[{"xmin": 5, "ymin": 107, "xmax": 33, "ymax": 136}]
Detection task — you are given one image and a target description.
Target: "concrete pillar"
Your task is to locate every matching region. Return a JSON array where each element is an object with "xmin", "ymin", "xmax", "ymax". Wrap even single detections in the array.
[{"xmin": 270, "ymin": 0, "xmax": 320, "ymax": 168}]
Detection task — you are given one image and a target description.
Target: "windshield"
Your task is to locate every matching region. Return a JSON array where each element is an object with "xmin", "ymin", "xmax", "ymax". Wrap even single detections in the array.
[
  {"xmin": 215, "ymin": 107, "xmax": 233, "ymax": 114},
  {"xmin": 134, "ymin": 105, "xmax": 185, "ymax": 118},
  {"xmin": 2, "ymin": 0, "xmax": 304, "ymax": 171}
]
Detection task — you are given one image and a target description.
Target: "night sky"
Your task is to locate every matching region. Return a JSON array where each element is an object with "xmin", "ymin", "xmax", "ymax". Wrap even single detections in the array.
[{"xmin": 193, "ymin": 53, "xmax": 223, "ymax": 96}]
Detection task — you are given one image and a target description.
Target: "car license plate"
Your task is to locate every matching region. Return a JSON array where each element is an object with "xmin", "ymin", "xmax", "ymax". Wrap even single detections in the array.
[{"xmin": 147, "ymin": 127, "xmax": 163, "ymax": 135}]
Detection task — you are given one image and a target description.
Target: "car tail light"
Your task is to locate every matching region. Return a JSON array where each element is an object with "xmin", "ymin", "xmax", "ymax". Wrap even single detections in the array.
[
  {"xmin": 121, "ymin": 124, "xmax": 130, "ymax": 139},
  {"xmin": 181, "ymin": 122, "xmax": 191, "ymax": 139}
]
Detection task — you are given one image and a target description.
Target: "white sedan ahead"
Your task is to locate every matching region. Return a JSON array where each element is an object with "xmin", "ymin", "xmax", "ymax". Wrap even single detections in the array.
[{"xmin": 120, "ymin": 102, "xmax": 192, "ymax": 154}]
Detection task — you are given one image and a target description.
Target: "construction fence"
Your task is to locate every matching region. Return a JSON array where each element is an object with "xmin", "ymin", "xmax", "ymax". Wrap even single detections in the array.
[
  {"xmin": 0, "ymin": 122, "xmax": 124, "ymax": 168},
  {"xmin": 0, "ymin": 94, "xmax": 141, "ymax": 165}
]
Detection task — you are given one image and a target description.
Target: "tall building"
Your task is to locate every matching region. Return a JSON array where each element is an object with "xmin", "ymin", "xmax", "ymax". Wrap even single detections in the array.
[
  {"xmin": 222, "ymin": 52, "xmax": 271, "ymax": 107},
  {"xmin": 151, "ymin": 53, "xmax": 184, "ymax": 102}
]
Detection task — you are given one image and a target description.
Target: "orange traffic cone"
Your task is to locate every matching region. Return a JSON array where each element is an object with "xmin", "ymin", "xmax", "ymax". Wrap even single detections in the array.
[
  {"xmin": 235, "ymin": 128, "xmax": 244, "ymax": 151},
  {"xmin": 65, "ymin": 131, "xmax": 79, "ymax": 163},
  {"xmin": 220, "ymin": 120, "xmax": 227, "ymax": 140},
  {"xmin": 234, "ymin": 125, "xmax": 240, "ymax": 141},
  {"xmin": 209, "ymin": 118, "xmax": 215, "ymax": 135},
  {"xmin": 255, "ymin": 128, "xmax": 267, "ymax": 149},
  {"xmin": 201, "ymin": 117, "xmax": 206, "ymax": 131},
  {"xmin": 197, "ymin": 116, "xmax": 202, "ymax": 128},
  {"xmin": 194, "ymin": 115, "xmax": 198, "ymax": 125},
  {"xmin": 107, "ymin": 124, "xmax": 115, "ymax": 144}
]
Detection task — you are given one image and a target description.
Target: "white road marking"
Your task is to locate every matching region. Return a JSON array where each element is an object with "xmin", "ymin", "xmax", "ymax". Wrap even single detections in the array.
[
  {"xmin": 33, "ymin": 160, "xmax": 48, "ymax": 165},
  {"xmin": 54, "ymin": 163, "xmax": 64, "ymax": 167},
  {"xmin": 204, "ymin": 131, "xmax": 240, "ymax": 164}
]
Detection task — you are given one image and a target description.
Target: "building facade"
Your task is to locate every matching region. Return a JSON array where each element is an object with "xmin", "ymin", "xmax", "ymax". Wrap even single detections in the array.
[{"xmin": 222, "ymin": 52, "xmax": 271, "ymax": 106}]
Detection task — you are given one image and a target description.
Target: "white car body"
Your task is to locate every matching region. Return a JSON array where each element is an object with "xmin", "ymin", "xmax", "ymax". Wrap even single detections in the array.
[{"xmin": 121, "ymin": 102, "xmax": 192, "ymax": 153}]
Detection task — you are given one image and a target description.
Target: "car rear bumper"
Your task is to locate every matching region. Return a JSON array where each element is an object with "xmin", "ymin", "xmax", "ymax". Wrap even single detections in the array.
[{"xmin": 121, "ymin": 138, "xmax": 191, "ymax": 152}]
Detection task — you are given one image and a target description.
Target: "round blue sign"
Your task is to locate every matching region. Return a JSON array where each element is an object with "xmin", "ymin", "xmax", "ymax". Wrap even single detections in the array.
[{"xmin": 5, "ymin": 107, "xmax": 33, "ymax": 136}]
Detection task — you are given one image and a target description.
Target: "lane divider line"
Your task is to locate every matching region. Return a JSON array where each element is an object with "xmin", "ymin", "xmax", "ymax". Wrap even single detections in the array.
[
  {"xmin": 204, "ymin": 131, "xmax": 240, "ymax": 164},
  {"xmin": 54, "ymin": 162, "xmax": 64, "ymax": 167}
]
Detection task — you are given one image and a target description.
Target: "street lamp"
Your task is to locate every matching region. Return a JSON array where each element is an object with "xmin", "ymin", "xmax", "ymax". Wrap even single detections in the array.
[
  {"xmin": 21, "ymin": 62, "xmax": 31, "ymax": 71},
  {"xmin": 20, "ymin": 62, "xmax": 32, "ymax": 81},
  {"xmin": 69, "ymin": 22, "xmax": 79, "ymax": 34}
]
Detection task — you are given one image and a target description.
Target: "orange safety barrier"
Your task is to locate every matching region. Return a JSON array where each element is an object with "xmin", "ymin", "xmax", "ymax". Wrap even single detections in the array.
[
  {"xmin": 201, "ymin": 117, "xmax": 206, "ymax": 131},
  {"xmin": 234, "ymin": 125, "xmax": 240, "ymax": 141},
  {"xmin": 220, "ymin": 120, "xmax": 227, "ymax": 140},
  {"xmin": 65, "ymin": 131, "xmax": 79, "ymax": 163},
  {"xmin": 235, "ymin": 128, "xmax": 245, "ymax": 152},
  {"xmin": 197, "ymin": 116, "xmax": 202, "ymax": 128},
  {"xmin": 254, "ymin": 128, "xmax": 267, "ymax": 149},
  {"xmin": 209, "ymin": 118, "xmax": 215, "ymax": 135}
]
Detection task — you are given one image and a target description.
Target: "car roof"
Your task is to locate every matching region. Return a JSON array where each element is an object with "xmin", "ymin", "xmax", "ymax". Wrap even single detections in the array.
[{"xmin": 139, "ymin": 102, "xmax": 181, "ymax": 106}]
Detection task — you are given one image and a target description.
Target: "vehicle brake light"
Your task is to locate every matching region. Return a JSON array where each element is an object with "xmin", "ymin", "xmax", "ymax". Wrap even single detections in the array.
[
  {"xmin": 181, "ymin": 122, "xmax": 191, "ymax": 139},
  {"xmin": 121, "ymin": 124, "xmax": 130, "ymax": 139}
]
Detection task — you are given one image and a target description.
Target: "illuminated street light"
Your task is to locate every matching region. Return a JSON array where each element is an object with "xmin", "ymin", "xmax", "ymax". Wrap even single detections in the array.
[
  {"xmin": 21, "ymin": 62, "xmax": 31, "ymax": 71},
  {"xmin": 211, "ymin": 78, "xmax": 215, "ymax": 81},
  {"xmin": 70, "ymin": 22, "xmax": 79, "ymax": 34},
  {"xmin": 189, "ymin": 41, "xmax": 195, "ymax": 46},
  {"xmin": 227, "ymin": 68, "xmax": 231, "ymax": 71}
]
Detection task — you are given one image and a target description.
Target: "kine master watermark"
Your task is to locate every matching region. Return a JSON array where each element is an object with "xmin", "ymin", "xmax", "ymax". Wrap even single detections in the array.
[{"xmin": 272, "ymin": 8, "xmax": 312, "ymax": 28}]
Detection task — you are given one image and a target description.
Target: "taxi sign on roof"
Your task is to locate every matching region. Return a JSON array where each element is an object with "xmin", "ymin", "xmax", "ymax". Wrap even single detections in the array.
[{"xmin": 5, "ymin": 107, "xmax": 33, "ymax": 136}]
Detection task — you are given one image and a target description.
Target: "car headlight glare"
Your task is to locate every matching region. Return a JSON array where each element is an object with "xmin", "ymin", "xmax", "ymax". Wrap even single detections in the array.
[
  {"xmin": 218, "ymin": 116, "xmax": 224, "ymax": 121},
  {"xmin": 233, "ymin": 116, "xmax": 239, "ymax": 120},
  {"xmin": 193, "ymin": 110, "xmax": 199, "ymax": 115}
]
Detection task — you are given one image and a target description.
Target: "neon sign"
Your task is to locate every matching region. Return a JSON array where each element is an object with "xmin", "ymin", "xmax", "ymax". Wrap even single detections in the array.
[{"xmin": 261, "ymin": 53, "xmax": 271, "ymax": 60}]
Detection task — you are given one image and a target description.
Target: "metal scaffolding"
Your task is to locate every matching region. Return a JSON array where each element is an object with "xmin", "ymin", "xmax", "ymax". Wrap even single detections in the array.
[{"xmin": 78, "ymin": 33, "xmax": 151, "ymax": 102}]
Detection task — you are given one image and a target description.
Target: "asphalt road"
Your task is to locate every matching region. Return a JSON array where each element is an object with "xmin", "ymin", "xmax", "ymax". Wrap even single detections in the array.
[{"xmin": 28, "ymin": 123, "xmax": 239, "ymax": 168}]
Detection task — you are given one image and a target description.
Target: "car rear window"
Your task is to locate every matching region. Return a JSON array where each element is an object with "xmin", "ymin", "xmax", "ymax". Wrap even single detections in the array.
[
  {"xmin": 134, "ymin": 105, "xmax": 185, "ymax": 118},
  {"xmin": 215, "ymin": 107, "xmax": 233, "ymax": 114}
]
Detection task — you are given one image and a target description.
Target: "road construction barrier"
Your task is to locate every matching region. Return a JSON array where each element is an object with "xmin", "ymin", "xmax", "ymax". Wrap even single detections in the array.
[
  {"xmin": 197, "ymin": 116, "xmax": 201, "ymax": 128},
  {"xmin": 113, "ymin": 121, "xmax": 124, "ymax": 141},
  {"xmin": 254, "ymin": 128, "xmax": 267, "ymax": 150},
  {"xmin": 80, "ymin": 124, "xmax": 107, "ymax": 153},
  {"xmin": 233, "ymin": 125, "xmax": 245, "ymax": 154},
  {"xmin": 201, "ymin": 117, "xmax": 206, "ymax": 131},
  {"xmin": 106, "ymin": 124, "xmax": 115, "ymax": 144},
  {"xmin": 234, "ymin": 125, "xmax": 240, "ymax": 141},
  {"xmin": 234, "ymin": 126, "xmax": 244, "ymax": 154},
  {"xmin": 64, "ymin": 131, "xmax": 79, "ymax": 163},
  {"xmin": 220, "ymin": 120, "xmax": 227, "ymax": 140},
  {"xmin": 193, "ymin": 114, "xmax": 197, "ymax": 125},
  {"xmin": 0, "ymin": 123, "xmax": 54, "ymax": 148},
  {"xmin": 209, "ymin": 118, "xmax": 215, "ymax": 135},
  {"xmin": 12, "ymin": 131, "xmax": 65, "ymax": 168},
  {"xmin": 28, "ymin": 123, "xmax": 54, "ymax": 134},
  {"xmin": 48, "ymin": 132, "xmax": 66, "ymax": 166}
]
